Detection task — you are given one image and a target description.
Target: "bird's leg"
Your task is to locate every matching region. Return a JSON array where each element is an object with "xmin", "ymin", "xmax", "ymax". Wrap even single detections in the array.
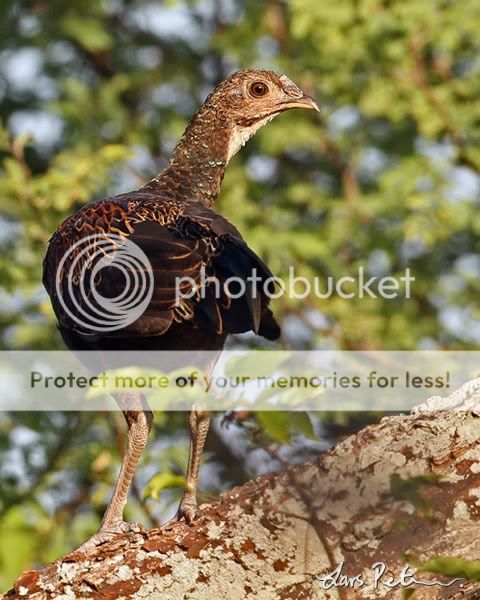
[
  {"xmin": 101, "ymin": 408, "xmax": 152, "ymax": 529},
  {"xmin": 75, "ymin": 393, "xmax": 152, "ymax": 553},
  {"xmin": 174, "ymin": 408, "xmax": 211, "ymax": 524},
  {"xmin": 164, "ymin": 358, "xmax": 219, "ymax": 527}
]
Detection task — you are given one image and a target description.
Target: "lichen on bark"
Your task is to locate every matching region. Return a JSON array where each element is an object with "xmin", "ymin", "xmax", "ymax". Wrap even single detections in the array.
[{"xmin": 4, "ymin": 380, "xmax": 480, "ymax": 599}]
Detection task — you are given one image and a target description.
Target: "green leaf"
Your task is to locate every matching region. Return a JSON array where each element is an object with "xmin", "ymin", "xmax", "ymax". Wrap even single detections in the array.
[
  {"xmin": 143, "ymin": 472, "xmax": 187, "ymax": 501},
  {"xmin": 256, "ymin": 411, "xmax": 316, "ymax": 443},
  {"xmin": 419, "ymin": 556, "xmax": 480, "ymax": 581},
  {"xmin": 289, "ymin": 412, "xmax": 316, "ymax": 439},
  {"xmin": 60, "ymin": 16, "xmax": 113, "ymax": 51},
  {"xmin": 0, "ymin": 506, "xmax": 38, "ymax": 590},
  {"xmin": 389, "ymin": 473, "xmax": 442, "ymax": 516},
  {"xmin": 256, "ymin": 411, "xmax": 291, "ymax": 444}
]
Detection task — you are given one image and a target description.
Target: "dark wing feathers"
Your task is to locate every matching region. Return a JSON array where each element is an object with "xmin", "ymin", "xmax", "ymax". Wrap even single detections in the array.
[
  {"xmin": 44, "ymin": 193, "xmax": 280, "ymax": 342},
  {"xmin": 129, "ymin": 221, "xmax": 278, "ymax": 339}
]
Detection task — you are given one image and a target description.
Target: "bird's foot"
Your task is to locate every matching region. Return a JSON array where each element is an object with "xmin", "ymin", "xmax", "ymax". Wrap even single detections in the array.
[
  {"xmin": 177, "ymin": 492, "xmax": 198, "ymax": 523},
  {"xmin": 73, "ymin": 520, "xmax": 145, "ymax": 554},
  {"xmin": 163, "ymin": 492, "xmax": 198, "ymax": 528}
]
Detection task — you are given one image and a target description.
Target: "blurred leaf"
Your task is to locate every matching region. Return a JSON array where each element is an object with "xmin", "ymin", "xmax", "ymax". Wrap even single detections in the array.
[
  {"xmin": 389, "ymin": 473, "xmax": 442, "ymax": 516},
  {"xmin": 60, "ymin": 16, "xmax": 113, "ymax": 51},
  {"xmin": 0, "ymin": 507, "xmax": 38, "ymax": 590},
  {"xmin": 289, "ymin": 412, "xmax": 316, "ymax": 439},
  {"xmin": 144, "ymin": 472, "xmax": 188, "ymax": 501},
  {"xmin": 256, "ymin": 411, "xmax": 291, "ymax": 444},
  {"xmin": 418, "ymin": 556, "xmax": 479, "ymax": 581}
]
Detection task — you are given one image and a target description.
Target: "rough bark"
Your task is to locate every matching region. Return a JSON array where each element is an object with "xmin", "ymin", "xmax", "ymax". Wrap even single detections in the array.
[{"xmin": 4, "ymin": 380, "xmax": 480, "ymax": 600}]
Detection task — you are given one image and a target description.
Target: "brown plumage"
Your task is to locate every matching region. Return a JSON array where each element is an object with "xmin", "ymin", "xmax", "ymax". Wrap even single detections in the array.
[
  {"xmin": 43, "ymin": 69, "xmax": 318, "ymax": 549},
  {"xmin": 44, "ymin": 191, "xmax": 280, "ymax": 349}
]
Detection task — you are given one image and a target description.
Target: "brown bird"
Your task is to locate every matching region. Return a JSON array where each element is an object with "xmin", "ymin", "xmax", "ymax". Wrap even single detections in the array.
[{"xmin": 43, "ymin": 69, "xmax": 318, "ymax": 550}]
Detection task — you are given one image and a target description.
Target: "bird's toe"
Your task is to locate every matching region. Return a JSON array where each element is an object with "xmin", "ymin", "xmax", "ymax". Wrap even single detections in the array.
[
  {"xmin": 162, "ymin": 492, "xmax": 198, "ymax": 528},
  {"xmin": 73, "ymin": 521, "xmax": 144, "ymax": 554},
  {"xmin": 179, "ymin": 496, "xmax": 198, "ymax": 524}
]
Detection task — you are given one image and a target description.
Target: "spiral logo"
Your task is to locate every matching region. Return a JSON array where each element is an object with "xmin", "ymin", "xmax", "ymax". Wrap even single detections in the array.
[{"xmin": 55, "ymin": 233, "xmax": 154, "ymax": 333}]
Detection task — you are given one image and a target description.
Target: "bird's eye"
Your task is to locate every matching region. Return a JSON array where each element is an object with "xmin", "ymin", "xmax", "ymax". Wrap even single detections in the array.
[{"xmin": 249, "ymin": 81, "xmax": 269, "ymax": 98}]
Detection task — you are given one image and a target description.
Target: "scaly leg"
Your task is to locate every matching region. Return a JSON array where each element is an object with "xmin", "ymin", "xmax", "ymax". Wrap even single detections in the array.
[
  {"xmin": 164, "ymin": 357, "xmax": 219, "ymax": 526},
  {"xmin": 175, "ymin": 408, "xmax": 211, "ymax": 523},
  {"xmin": 75, "ymin": 392, "xmax": 153, "ymax": 552}
]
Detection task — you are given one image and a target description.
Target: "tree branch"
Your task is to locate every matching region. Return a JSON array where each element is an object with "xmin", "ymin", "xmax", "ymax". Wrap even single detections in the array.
[{"xmin": 4, "ymin": 381, "xmax": 480, "ymax": 599}]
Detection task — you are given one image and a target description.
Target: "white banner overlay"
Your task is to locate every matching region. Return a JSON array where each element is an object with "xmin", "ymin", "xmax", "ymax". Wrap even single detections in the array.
[{"xmin": 0, "ymin": 350, "xmax": 478, "ymax": 411}]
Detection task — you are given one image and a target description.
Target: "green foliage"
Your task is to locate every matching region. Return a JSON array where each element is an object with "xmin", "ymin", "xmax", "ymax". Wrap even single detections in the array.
[
  {"xmin": 255, "ymin": 411, "xmax": 314, "ymax": 443},
  {"xmin": 256, "ymin": 411, "xmax": 291, "ymax": 443},
  {"xmin": 144, "ymin": 472, "xmax": 187, "ymax": 501},
  {"xmin": 418, "ymin": 556, "xmax": 480, "ymax": 581},
  {"xmin": 60, "ymin": 16, "xmax": 114, "ymax": 52},
  {"xmin": 0, "ymin": 507, "xmax": 38, "ymax": 587},
  {"xmin": 389, "ymin": 473, "xmax": 441, "ymax": 517}
]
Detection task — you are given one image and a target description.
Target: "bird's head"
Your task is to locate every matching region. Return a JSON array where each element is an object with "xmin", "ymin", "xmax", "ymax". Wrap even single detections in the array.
[
  {"xmin": 202, "ymin": 69, "xmax": 319, "ymax": 160},
  {"xmin": 163, "ymin": 69, "xmax": 319, "ymax": 206}
]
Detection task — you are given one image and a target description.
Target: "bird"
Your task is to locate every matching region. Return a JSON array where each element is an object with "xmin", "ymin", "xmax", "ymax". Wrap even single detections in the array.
[{"xmin": 42, "ymin": 69, "xmax": 319, "ymax": 550}]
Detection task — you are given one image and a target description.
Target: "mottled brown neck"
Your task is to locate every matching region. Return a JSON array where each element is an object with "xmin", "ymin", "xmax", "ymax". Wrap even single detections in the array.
[{"xmin": 145, "ymin": 105, "xmax": 231, "ymax": 208}]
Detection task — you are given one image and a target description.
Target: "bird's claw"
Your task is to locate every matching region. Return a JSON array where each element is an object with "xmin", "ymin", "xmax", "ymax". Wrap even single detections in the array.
[
  {"xmin": 177, "ymin": 493, "xmax": 198, "ymax": 523},
  {"xmin": 162, "ymin": 492, "xmax": 198, "ymax": 528},
  {"xmin": 73, "ymin": 521, "xmax": 145, "ymax": 554}
]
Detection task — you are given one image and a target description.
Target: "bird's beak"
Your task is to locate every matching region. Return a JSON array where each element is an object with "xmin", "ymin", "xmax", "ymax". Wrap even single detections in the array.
[
  {"xmin": 301, "ymin": 94, "xmax": 320, "ymax": 112},
  {"xmin": 279, "ymin": 94, "xmax": 320, "ymax": 112}
]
